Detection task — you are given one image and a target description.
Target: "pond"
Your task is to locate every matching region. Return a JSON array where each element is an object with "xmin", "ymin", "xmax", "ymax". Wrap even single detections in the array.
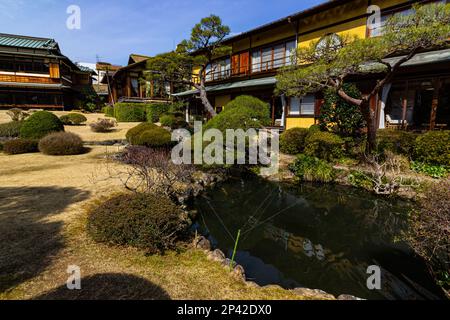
[{"xmin": 193, "ymin": 175, "xmax": 444, "ymax": 300}]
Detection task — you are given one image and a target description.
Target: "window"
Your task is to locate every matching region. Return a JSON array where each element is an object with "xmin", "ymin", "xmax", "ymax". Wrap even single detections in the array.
[
  {"xmin": 289, "ymin": 95, "xmax": 316, "ymax": 116},
  {"xmin": 231, "ymin": 52, "xmax": 249, "ymax": 77},
  {"xmin": 368, "ymin": 1, "xmax": 446, "ymax": 37},
  {"xmin": 205, "ymin": 57, "xmax": 231, "ymax": 82},
  {"xmin": 0, "ymin": 56, "xmax": 51, "ymax": 74},
  {"xmin": 252, "ymin": 51, "xmax": 261, "ymax": 73},
  {"xmin": 131, "ymin": 78, "xmax": 139, "ymax": 97},
  {"xmin": 251, "ymin": 39, "xmax": 296, "ymax": 73}
]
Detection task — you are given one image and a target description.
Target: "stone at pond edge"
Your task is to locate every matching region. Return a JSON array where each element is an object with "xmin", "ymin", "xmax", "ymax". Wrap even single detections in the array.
[
  {"xmin": 208, "ymin": 249, "xmax": 226, "ymax": 262},
  {"xmin": 233, "ymin": 265, "xmax": 246, "ymax": 282},
  {"xmin": 292, "ymin": 288, "xmax": 336, "ymax": 300},
  {"xmin": 193, "ymin": 236, "xmax": 211, "ymax": 251}
]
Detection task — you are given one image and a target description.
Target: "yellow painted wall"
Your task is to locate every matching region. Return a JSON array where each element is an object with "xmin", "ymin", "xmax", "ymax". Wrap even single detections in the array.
[
  {"xmin": 286, "ymin": 118, "xmax": 316, "ymax": 130},
  {"xmin": 214, "ymin": 94, "xmax": 231, "ymax": 110},
  {"xmin": 251, "ymin": 24, "xmax": 296, "ymax": 48}
]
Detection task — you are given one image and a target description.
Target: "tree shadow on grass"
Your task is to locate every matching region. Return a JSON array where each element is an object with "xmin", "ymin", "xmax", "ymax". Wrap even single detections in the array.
[
  {"xmin": 0, "ymin": 187, "xmax": 90, "ymax": 293},
  {"xmin": 34, "ymin": 273, "xmax": 171, "ymax": 300}
]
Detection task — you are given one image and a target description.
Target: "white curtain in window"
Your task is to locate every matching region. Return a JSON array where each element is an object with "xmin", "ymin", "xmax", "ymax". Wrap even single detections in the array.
[
  {"xmin": 252, "ymin": 51, "xmax": 261, "ymax": 73},
  {"xmin": 261, "ymin": 47, "xmax": 272, "ymax": 71},
  {"xmin": 290, "ymin": 97, "xmax": 301, "ymax": 115},
  {"xmin": 301, "ymin": 95, "xmax": 315, "ymax": 115},
  {"xmin": 273, "ymin": 44, "xmax": 285, "ymax": 68}
]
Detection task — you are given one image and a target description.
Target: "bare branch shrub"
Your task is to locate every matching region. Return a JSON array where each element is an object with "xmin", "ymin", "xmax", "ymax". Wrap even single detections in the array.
[
  {"xmin": 7, "ymin": 108, "xmax": 29, "ymax": 122},
  {"xmin": 90, "ymin": 118, "xmax": 117, "ymax": 133},
  {"xmin": 406, "ymin": 179, "xmax": 450, "ymax": 290},
  {"xmin": 117, "ymin": 146, "xmax": 195, "ymax": 202},
  {"xmin": 365, "ymin": 153, "xmax": 420, "ymax": 195}
]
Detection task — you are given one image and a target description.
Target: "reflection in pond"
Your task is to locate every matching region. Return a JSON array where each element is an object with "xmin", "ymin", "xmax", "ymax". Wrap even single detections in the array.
[{"xmin": 194, "ymin": 176, "xmax": 444, "ymax": 300}]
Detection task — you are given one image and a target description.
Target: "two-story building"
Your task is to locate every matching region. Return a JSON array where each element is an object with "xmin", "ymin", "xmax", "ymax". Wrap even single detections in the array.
[
  {"xmin": 174, "ymin": 0, "xmax": 450, "ymax": 131},
  {"xmin": 0, "ymin": 33, "xmax": 95, "ymax": 110},
  {"xmin": 101, "ymin": 54, "xmax": 172, "ymax": 105}
]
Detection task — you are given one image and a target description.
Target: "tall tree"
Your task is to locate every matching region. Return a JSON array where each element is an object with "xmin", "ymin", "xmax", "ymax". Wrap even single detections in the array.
[
  {"xmin": 276, "ymin": 3, "xmax": 450, "ymax": 151},
  {"xmin": 146, "ymin": 15, "xmax": 231, "ymax": 117}
]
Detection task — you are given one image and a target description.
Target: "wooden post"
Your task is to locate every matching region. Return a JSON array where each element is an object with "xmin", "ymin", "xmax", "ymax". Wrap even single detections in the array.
[
  {"xmin": 430, "ymin": 79, "xmax": 442, "ymax": 131},
  {"xmin": 401, "ymin": 81, "xmax": 409, "ymax": 130},
  {"xmin": 271, "ymin": 96, "xmax": 276, "ymax": 127}
]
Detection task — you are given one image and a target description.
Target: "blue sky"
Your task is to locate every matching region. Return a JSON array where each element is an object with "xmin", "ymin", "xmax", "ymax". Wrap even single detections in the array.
[{"xmin": 0, "ymin": 0, "xmax": 326, "ymax": 66}]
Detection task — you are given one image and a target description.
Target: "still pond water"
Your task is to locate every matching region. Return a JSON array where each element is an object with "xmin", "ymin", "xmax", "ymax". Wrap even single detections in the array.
[{"xmin": 194, "ymin": 176, "xmax": 444, "ymax": 300}]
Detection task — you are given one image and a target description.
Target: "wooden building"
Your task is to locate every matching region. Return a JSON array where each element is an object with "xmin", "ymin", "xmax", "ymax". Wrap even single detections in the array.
[
  {"xmin": 102, "ymin": 54, "xmax": 172, "ymax": 104},
  {"xmin": 0, "ymin": 33, "xmax": 95, "ymax": 110},
  {"xmin": 174, "ymin": 0, "xmax": 449, "ymax": 131}
]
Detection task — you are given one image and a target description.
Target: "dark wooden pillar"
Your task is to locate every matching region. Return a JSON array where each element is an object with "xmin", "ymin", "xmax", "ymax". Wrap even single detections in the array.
[
  {"xmin": 401, "ymin": 81, "xmax": 409, "ymax": 130},
  {"xmin": 430, "ymin": 79, "xmax": 442, "ymax": 131}
]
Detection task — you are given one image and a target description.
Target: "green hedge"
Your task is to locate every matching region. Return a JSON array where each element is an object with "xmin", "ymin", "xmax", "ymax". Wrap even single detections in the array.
[
  {"xmin": 102, "ymin": 106, "xmax": 115, "ymax": 118},
  {"xmin": 414, "ymin": 131, "xmax": 450, "ymax": 167},
  {"xmin": 376, "ymin": 129, "xmax": 417, "ymax": 157},
  {"xmin": 19, "ymin": 111, "xmax": 64, "ymax": 139},
  {"xmin": 146, "ymin": 103, "xmax": 171, "ymax": 123},
  {"xmin": 114, "ymin": 103, "xmax": 147, "ymax": 122}
]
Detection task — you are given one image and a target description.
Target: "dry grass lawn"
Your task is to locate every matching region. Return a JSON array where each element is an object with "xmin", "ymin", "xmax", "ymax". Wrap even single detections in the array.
[{"xmin": 0, "ymin": 110, "xmax": 316, "ymax": 300}]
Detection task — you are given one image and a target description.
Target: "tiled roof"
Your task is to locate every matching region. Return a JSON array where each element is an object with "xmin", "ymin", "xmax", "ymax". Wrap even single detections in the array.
[
  {"xmin": 76, "ymin": 63, "xmax": 97, "ymax": 74},
  {"xmin": 129, "ymin": 54, "xmax": 151, "ymax": 64},
  {"xmin": 0, "ymin": 33, "xmax": 59, "ymax": 50}
]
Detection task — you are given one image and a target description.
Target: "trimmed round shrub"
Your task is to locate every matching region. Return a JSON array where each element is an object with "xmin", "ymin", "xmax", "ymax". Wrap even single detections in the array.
[
  {"xmin": 414, "ymin": 131, "xmax": 450, "ymax": 166},
  {"xmin": 87, "ymin": 193, "xmax": 188, "ymax": 253},
  {"xmin": 38, "ymin": 132, "xmax": 85, "ymax": 156},
  {"xmin": 60, "ymin": 113, "xmax": 87, "ymax": 126},
  {"xmin": 304, "ymin": 131, "xmax": 345, "ymax": 161},
  {"xmin": 204, "ymin": 95, "xmax": 271, "ymax": 132},
  {"xmin": 126, "ymin": 123, "xmax": 158, "ymax": 144},
  {"xmin": 133, "ymin": 127, "xmax": 173, "ymax": 148},
  {"xmin": 114, "ymin": 103, "xmax": 146, "ymax": 122},
  {"xmin": 376, "ymin": 129, "xmax": 417, "ymax": 157},
  {"xmin": 3, "ymin": 139, "xmax": 39, "ymax": 155},
  {"xmin": 20, "ymin": 111, "xmax": 64, "ymax": 139},
  {"xmin": 0, "ymin": 121, "xmax": 22, "ymax": 138},
  {"xmin": 280, "ymin": 128, "xmax": 309, "ymax": 155}
]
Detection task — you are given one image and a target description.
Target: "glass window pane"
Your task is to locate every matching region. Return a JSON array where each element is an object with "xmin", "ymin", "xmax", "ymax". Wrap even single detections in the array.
[
  {"xmin": 290, "ymin": 97, "xmax": 300, "ymax": 115},
  {"xmin": 261, "ymin": 47, "xmax": 272, "ymax": 71},
  {"xmin": 285, "ymin": 41, "xmax": 296, "ymax": 65},
  {"xmin": 252, "ymin": 51, "xmax": 261, "ymax": 73},
  {"xmin": 205, "ymin": 64, "xmax": 212, "ymax": 82},
  {"xmin": 273, "ymin": 44, "xmax": 285, "ymax": 68},
  {"xmin": 301, "ymin": 95, "xmax": 316, "ymax": 115}
]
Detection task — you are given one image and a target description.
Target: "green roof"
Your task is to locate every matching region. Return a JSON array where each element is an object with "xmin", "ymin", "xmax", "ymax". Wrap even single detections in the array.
[
  {"xmin": 0, "ymin": 33, "xmax": 59, "ymax": 50},
  {"xmin": 172, "ymin": 77, "xmax": 277, "ymax": 97}
]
